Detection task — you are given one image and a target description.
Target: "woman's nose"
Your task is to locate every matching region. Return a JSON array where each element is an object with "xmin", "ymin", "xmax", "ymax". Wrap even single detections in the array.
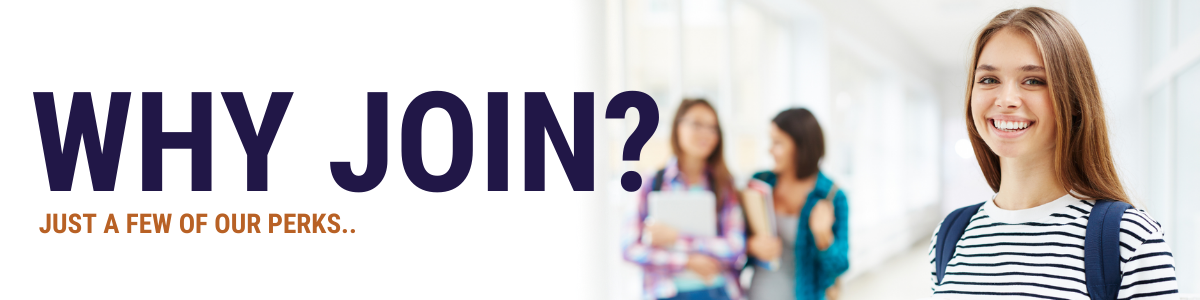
[{"xmin": 996, "ymin": 83, "xmax": 1023, "ymax": 109}]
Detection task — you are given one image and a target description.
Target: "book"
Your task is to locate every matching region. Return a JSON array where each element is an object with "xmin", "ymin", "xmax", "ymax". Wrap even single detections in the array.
[{"xmin": 743, "ymin": 180, "xmax": 780, "ymax": 270}]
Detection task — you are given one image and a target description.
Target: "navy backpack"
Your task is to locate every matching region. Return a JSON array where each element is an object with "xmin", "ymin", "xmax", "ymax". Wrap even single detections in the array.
[{"xmin": 933, "ymin": 199, "xmax": 1131, "ymax": 300}]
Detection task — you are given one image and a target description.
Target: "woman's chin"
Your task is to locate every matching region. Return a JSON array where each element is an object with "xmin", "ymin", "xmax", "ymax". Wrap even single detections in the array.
[
  {"xmin": 987, "ymin": 144, "xmax": 1042, "ymax": 160},
  {"xmin": 981, "ymin": 140, "xmax": 1020, "ymax": 159}
]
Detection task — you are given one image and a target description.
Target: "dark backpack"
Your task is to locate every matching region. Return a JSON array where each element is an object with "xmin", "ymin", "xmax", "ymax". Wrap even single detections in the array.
[{"xmin": 933, "ymin": 199, "xmax": 1131, "ymax": 300}]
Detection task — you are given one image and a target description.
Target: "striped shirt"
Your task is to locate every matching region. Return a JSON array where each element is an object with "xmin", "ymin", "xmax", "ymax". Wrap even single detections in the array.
[{"xmin": 928, "ymin": 194, "xmax": 1178, "ymax": 300}]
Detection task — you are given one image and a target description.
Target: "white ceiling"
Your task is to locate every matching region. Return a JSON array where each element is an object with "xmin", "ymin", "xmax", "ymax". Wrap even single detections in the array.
[{"xmin": 868, "ymin": 0, "xmax": 1070, "ymax": 70}]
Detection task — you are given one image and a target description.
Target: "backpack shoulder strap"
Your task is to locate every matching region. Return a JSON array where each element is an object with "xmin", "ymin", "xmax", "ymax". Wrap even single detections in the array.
[
  {"xmin": 824, "ymin": 184, "xmax": 839, "ymax": 202},
  {"xmin": 650, "ymin": 169, "xmax": 666, "ymax": 192},
  {"xmin": 1084, "ymin": 199, "xmax": 1132, "ymax": 300},
  {"xmin": 934, "ymin": 201, "xmax": 986, "ymax": 284}
]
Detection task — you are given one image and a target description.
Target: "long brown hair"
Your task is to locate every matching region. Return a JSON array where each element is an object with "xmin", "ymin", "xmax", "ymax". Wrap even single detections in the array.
[
  {"xmin": 669, "ymin": 99, "xmax": 737, "ymax": 210},
  {"xmin": 964, "ymin": 7, "xmax": 1130, "ymax": 203}
]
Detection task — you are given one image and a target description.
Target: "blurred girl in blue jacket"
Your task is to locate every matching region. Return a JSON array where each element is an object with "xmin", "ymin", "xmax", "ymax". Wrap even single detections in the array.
[{"xmin": 744, "ymin": 108, "xmax": 849, "ymax": 300}]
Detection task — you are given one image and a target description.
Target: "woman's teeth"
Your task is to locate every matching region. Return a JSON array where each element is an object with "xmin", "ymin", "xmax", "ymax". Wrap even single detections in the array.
[{"xmin": 993, "ymin": 119, "xmax": 1030, "ymax": 132}]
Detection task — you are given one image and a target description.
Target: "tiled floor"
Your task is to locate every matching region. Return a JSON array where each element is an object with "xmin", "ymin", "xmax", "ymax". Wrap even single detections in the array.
[{"xmin": 840, "ymin": 243, "xmax": 933, "ymax": 300}]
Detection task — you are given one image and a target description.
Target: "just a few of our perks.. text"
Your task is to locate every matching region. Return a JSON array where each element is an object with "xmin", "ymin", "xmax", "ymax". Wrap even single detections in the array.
[{"xmin": 38, "ymin": 213, "xmax": 349, "ymax": 234}]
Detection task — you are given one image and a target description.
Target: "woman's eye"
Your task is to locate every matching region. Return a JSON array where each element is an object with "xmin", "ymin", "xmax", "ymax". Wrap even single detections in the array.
[
  {"xmin": 1023, "ymin": 78, "xmax": 1045, "ymax": 85},
  {"xmin": 978, "ymin": 78, "xmax": 998, "ymax": 84}
]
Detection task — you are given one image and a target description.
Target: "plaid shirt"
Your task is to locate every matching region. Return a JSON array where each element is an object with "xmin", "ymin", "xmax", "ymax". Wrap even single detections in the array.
[{"xmin": 621, "ymin": 158, "xmax": 747, "ymax": 300}]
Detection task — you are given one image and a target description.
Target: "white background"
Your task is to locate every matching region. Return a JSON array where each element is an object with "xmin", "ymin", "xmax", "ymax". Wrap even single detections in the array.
[{"xmin": 0, "ymin": 1, "xmax": 610, "ymax": 298}]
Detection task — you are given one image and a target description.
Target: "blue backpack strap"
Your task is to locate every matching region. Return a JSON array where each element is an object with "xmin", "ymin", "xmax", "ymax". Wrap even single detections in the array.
[
  {"xmin": 640, "ymin": 169, "xmax": 667, "ymax": 222},
  {"xmin": 935, "ymin": 201, "xmax": 986, "ymax": 284},
  {"xmin": 650, "ymin": 169, "xmax": 666, "ymax": 192},
  {"xmin": 1084, "ymin": 199, "xmax": 1131, "ymax": 300}
]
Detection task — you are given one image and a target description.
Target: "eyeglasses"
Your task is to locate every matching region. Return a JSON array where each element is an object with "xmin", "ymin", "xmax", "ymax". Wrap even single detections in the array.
[{"xmin": 680, "ymin": 120, "xmax": 719, "ymax": 134}]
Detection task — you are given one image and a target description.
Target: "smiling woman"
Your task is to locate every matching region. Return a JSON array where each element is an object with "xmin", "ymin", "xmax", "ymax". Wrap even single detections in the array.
[
  {"xmin": 968, "ymin": 26, "xmax": 1060, "ymax": 186},
  {"xmin": 929, "ymin": 6, "xmax": 1179, "ymax": 300}
]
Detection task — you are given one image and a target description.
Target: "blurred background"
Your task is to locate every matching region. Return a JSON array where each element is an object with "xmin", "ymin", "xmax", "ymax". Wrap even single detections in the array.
[{"xmin": 587, "ymin": 0, "xmax": 1200, "ymax": 299}]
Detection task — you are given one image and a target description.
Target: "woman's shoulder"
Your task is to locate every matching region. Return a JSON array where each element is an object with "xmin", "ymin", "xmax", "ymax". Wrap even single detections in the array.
[
  {"xmin": 744, "ymin": 171, "xmax": 775, "ymax": 195},
  {"xmin": 749, "ymin": 171, "xmax": 775, "ymax": 184},
  {"xmin": 1080, "ymin": 200, "xmax": 1168, "ymax": 248},
  {"xmin": 1115, "ymin": 205, "xmax": 1167, "ymax": 245},
  {"xmin": 816, "ymin": 172, "xmax": 839, "ymax": 192}
]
